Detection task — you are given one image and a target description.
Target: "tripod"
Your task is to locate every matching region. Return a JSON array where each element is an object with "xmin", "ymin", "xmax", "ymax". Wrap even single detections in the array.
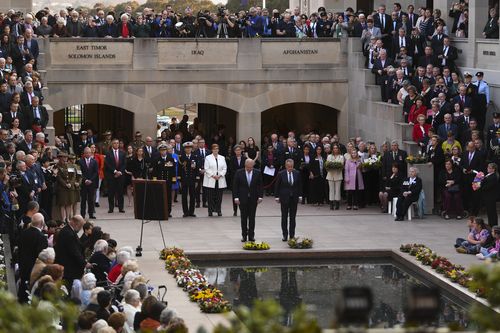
[{"xmin": 135, "ymin": 166, "xmax": 167, "ymax": 257}]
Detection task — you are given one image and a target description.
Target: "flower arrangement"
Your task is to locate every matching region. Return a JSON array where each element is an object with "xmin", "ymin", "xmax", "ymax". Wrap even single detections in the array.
[
  {"xmin": 406, "ymin": 155, "xmax": 428, "ymax": 164},
  {"xmin": 0, "ymin": 238, "xmax": 6, "ymax": 290},
  {"xmin": 243, "ymin": 241, "xmax": 270, "ymax": 251},
  {"xmin": 361, "ymin": 156, "xmax": 382, "ymax": 170},
  {"xmin": 288, "ymin": 237, "xmax": 314, "ymax": 249},
  {"xmin": 472, "ymin": 172, "xmax": 484, "ymax": 191},
  {"xmin": 160, "ymin": 247, "xmax": 231, "ymax": 313},
  {"xmin": 324, "ymin": 161, "xmax": 343, "ymax": 171},
  {"xmin": 400, "ymin": 244, "xmax": 471, "ymax": 288}
]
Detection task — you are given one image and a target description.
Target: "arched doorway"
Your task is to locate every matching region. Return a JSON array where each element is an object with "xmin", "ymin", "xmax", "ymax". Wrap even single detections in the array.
[
  {"xmin": 54, "ymin": 104, "xmax": 135, "ymax": 142},
  {"xmin": 261, "ymin": 103, "xmax": 339, "ymax": 138}
]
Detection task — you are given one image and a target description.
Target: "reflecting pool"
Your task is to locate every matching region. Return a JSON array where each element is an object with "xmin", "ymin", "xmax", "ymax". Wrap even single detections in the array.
[{"xmin": 198, "ymin": 259, "xmax": 472, "ymax": 329}]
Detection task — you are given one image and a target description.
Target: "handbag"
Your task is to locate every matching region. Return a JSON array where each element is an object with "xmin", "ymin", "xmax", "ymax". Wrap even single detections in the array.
[{"xmin": 447, "ymin": 184, "xmax": 460, "ymax": 193}]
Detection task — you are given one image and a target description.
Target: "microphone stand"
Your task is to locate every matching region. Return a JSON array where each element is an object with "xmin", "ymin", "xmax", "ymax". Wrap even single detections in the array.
[{"xmin": 136, "ymin": 160, "xmax": 149, "ymax": 257}]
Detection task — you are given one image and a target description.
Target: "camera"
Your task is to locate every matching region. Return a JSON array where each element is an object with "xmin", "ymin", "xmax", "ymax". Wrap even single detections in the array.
[
  {"xmin": 9, "ymin": 174, "xmax": 22, "ymax": 188},
  {"xmin": 273, "ymin": 12, "xmax": 280, "ymax": 19},
  {"xmin": 197, "ymin": 11, "xmax": 210, "ymax": 23},
  {"xmin": 218, "ymin": 6, "xmax": 226, "ymax": 17}
]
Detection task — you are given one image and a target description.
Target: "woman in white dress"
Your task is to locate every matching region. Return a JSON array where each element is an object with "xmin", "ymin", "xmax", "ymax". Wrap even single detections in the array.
[{"xmin": 203, "ymin": 144, "xmax": 227, "ymax": 216}]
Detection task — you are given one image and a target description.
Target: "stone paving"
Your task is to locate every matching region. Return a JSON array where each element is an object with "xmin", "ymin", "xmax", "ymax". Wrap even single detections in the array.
[{"xmin": 92, "ymin": 193, "xmax": 486, "ymax": 331}]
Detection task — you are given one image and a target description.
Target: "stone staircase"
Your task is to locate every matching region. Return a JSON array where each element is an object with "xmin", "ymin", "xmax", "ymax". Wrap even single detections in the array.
[
  {"xmin": 347, "ymin": 38, "xmax": 419, "ymax": 155},
  {"xmin": 35, "ymin": 38, "xmax": 55, "ymax": 143}
]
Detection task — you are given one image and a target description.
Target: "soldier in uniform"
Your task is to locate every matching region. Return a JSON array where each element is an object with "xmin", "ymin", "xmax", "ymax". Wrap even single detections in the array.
[
  {"xmin": 473, "ymin": 71, "xmax": 490, "ymax": 130},
  {"xmin": 55, "ymin": 152, "xmax": 73, "ymax": 222},
  {"xmin": 463, "ymin": 72, "xmax": 477, "ymax": 97},
  {"xmin": 152, "ymin": 143, "xmax": 176, "ymax": 218},
  {"xmin": 131, "ymin": 131, "xmax": 146, "ymax": 151},
  {"xmin": 98, "ymin": 130, "xmax": 113, "ymax": 156},
  {"xmin": 75, "ymin": 130, "xmax": 90, "ymax": 157},
  {"xmin": 489, "ymin": 129, "xmax": 500, "ymax": 165},
  {"xmin": 180, "ymin": 142, "xmax": 198, "ymax": 217},
  {"xmin": 487, "ymin": 113, "xmax": 500, "ymax": 149}
]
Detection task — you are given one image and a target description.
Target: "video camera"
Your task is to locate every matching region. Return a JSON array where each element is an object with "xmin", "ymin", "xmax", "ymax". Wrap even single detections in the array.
[{"xmin": 218, "ymin": 6, "xmax": 226, "ymax": 17}]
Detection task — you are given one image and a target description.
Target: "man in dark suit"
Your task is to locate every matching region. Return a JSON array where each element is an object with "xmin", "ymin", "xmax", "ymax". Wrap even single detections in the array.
[
  {"xmin": 373, "ymin": 5, "xmax": 392, "ymax": 48},
  {"xmin": 460, "ymin": 142, "xmax": 485, "ymax": 215},
  {"xmin": 233, "ymin": 159, "xmax": 263, "ymax": 242},
  {"xmin": 406, "ymin": 5, "xmax": 418, "ymax": 28},
  {"xmin": 4, "ymin": 101, "xmax": 27, "ymax": 131},
  {"xmin": 17, "ymin": 212, "xmax": 47, "ymax": 302},
  {"xmin": 483, "ymin": 8, "xmax": 499, "ymax": 39},
  {"xmin": 24, "ymin": 29, "xmax": 39, "ymax": 64},
  {"xmin": 54, "ymin": 215, "xmax": 88, "ymax": 288},
  {"xmin": 282, "ymin": 138, "xmax": 300, "ymax": 169},
  {"xmin": 452, "ymin": 85, "xmax": 473, "ymax": 111},
  {"xmin": 104, "ymin": 139, "xmax": 126, "ymax": 213},
  {"xmin": 180, "ymin": 142, "xmax": 199, "ymax": 217},
  {"xmin": 430, "ymin": 26, "xmax": 448, "ymax": 54},
  {"xmin": 456, "ymin": 107, "xmax": 473, "ymax": 140},
  {"xmin": 17, "ymin": 130, "xmax": 34, "ymax": 154},
  {"xmin": 274, "ymin": 159, "xmax": 302, "ymax": 241},
  {"xmin": 10, "ymin": 35, "xmax": 32, "ymax": 75},
  {"xmin": 481, "ymin": 163, "xmax": 499, "ymax": 226},
  {"xmin": 152, "ymin": 143, "xmax": 176, "ymax": 217},
  {"xmin": 436, "ymin": 37, "xmax": 457, "ymax": 72},
  {"xmin": 395, "ymin": 167, "xmax": 422, "ymax": 221},
  {"xmin": 418, "ymin": 46, "xmax": 438, "ymax": 68},
  {"xmin": 392, "ymin": 28, "xmax": 412, "ymax": 57},
  {"xmin": 195, "ymin": 138, "xmax": 210, "ymax": 208},
  {"xmin": 381, "ymin": 141, "xmax": 408, "ymax": 179},
  {"xmin": 79, "ymin": 147, "xmax": 99, "ymax": 219},
  {"xmin": 143, "ymin": 136, "xmax": 158, "ymax": 165},
  {"xmin": 372, "ymin": 49, "xmax": 394, "ymax": 101},
  {"xmin": 26, "ymin": 96, "xmax": 48, "ymax": 130},
  {"xmin": 437, "ymin": 114, "xmax": 458, "ymax": 140},
  {"xmin": 20, "ymin": 81, "xmax": 42, "ymax": 110}
]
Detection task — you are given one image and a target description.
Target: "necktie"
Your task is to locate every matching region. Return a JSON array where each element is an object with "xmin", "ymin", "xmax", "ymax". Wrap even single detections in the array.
[
  {"xmin": 247, "ymin": 171, "xmax": 251, "ymax": 186},
  {"xmin": 148, "ymin": 146, "xmax": 151, "ymax": 154},
  {"xmin": 461, "ymin": 96, "xmax": 465, "ymax": 105},
  {"xmin": 288, "ymin": 171, "xmax": 293, "ymax": 185},
  {"xmin": 381, "ymin": 14, "xmax": 384, "ymax": 27},
  {"xmin": 400, "ymin": 37, "xmax": 404, "ymax": 47},
  {"xmin": 86, "ymin": 158, "xmax": 90, "ymax": 168},
  {"xmin": 465, "ymin": 116, "xmax": 468, "ymax": 124},
  {"xmin": 114, "ymin": 150, "xmax": 119, "ymax": 167},
  {"xmin": 469, "ymin": 153, "xmax": 472, "ymax": 162},
  {"xmin": 215, "ymin": 157, "xmax": 218, "ymax": 175},
  {"xmin": 446, "ymin": 124, "xmax": 449, "ymax": 132},
  {"xmin": 393, "ymin": 151, "xmax": 396, "ymax": 159}
]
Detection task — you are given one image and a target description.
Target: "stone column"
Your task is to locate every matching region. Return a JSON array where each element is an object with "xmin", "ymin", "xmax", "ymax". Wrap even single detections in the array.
[
  {"xmin": 134, "ymin": 104, "xmax": 158, "ymax": 141},
  {"xmin": 44, "ymin": 104, "xmax": 55, "ymax": 145},
  {"xmin": 469, "ymin": 0, "xmax": 490, "ymax": 39},
  {"xmin": 237, "ymin": 112, "xmax": 261, "ymax": 148}
]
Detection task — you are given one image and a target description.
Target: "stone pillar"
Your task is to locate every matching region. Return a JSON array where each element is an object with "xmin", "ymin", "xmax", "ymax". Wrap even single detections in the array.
[
  {"xmin": 134, "ymin": 104, "xmax": 158, "ymax": 141},
  {"xmin": 44, "ymin": 104, "xmax": 55, "ymax": 145},
  {"xmin": 469, "ymin": 0, "xmax": 490, "ymax": 39},
  {"xmin": 237, "ymin": 112, "xmax": 261, "ymax": 148}
]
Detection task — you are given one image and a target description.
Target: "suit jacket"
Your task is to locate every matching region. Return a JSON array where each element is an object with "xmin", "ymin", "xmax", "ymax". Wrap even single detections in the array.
[
  {"xmin": 3, "ymin": 110, "xmax": 27, "ymax": 131},
  {"xmin": 452, "ymin": 95, "xmax": 473, "ymax": 110},
  {"xmin": 282, "ymin": 147, "xmax": 300, "ymax": 169},
  {"xmin": 437, "ymin": 123, "xmax": 458, "ymax": 140},
  {"xmin": 17, "ymin": 140, "xmax": 34, "ymax": 154},
  {"xmin": 79, "ymin": 157, "xmax": 99, "ymax": 188},
  {"xmin": 54, "ymin": 224, "xmax": 86, "ymax": 281},
  {"xmin": 392, "ymin": 36, "xmax": 412, "ymax": 56},
  {"xmin": 372, "ymin": 57, "xmax": 394, "ymax": 85},
  {"xmin": 274, "ymin": 169, "xmax": 302, "ymax": 204},
  {"xmin": 373, "ymin": 13, "xmax": 392, "ymax": 34},
  {"xmin": 400, "ymin": 177, "xmax": 423, "ymax": 201},
  {"xmin": 230, "ymin": 155, "xmax": 247, "ymax": 175},
  {"xmin": 232, "ymin": 168, "xmax": 263, "ymax": 205},
  {"xmin": 20, "ymin": 90, "xmax": 43, "ymax": 108},
  {"xmin": 202, "ymin": 154, "xmax": 227, "ymax": 188},
  {"xmin": 98, "ymin": 23, "xmax": 118, "ymax": 37},
  {"xmin": 26, "ymin": 104, "xmax": 49, "ymax": 128},
  {"xmin": 18, "ymin": 226, "xmax": 48, "ymax": 280},
  {"xmin": 481, "ymin": 173, "xmax": 499, "ymax": 202},
  {"xmin": 436, "ymin": 45, "xmax": 458, "ymax": 70},
  {"xmin": 460, "ymin": 151, "xmax": 485, "ymax": 176},
  {"xmin": 483, "ymin": 17, "xmax": 499, "ymax": 39},
  {"xmin": 143, "ymin": 145, "xmax": 159, "ymax": 163},
  {"xmin": 179, "ymin": 153, "xmax": 199, "ymax": 183},
  {"xmin": 430, "ymin": 34, "xmax": 448, "ymax": 53},
  {"xmin": 104, "ymin": 149, "xmax": 126, "ymax": 178},
  {"xmin": 24, "ymin": 38, "xmax": 39, "ymax": 60},
  {"xmin": 418, "ymin": 54, "xmax": 438, "ymax": 67}
]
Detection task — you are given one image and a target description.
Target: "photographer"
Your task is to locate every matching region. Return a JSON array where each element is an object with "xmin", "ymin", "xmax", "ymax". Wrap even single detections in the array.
[
  {"xmin": 180, "ymin": 7, "xmax": 196, "ymax": 37},
  {"xmin": 317, "ymin": 11, "xmax": 333, "ymax": 37},
  {"xmin": 152, "ymin": 10, "xmax": 174, "ymax": 37},
  {"xmin": 215, "ymin": 8, "xmax": 238, "ymax": 38},
  {"xmin": 194, "ymin": 10, "xmax": 215, "ymax": 38},
  {"xmin": 243, "ymin": 7, "xmax": 263, "ymax": 37}
]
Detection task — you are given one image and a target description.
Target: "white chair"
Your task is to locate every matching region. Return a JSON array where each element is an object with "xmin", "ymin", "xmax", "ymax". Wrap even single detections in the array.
[
  {"xmin": 387, "ymin": 199, "xmax": 393, "ymax": 215},
  {"xmin": 392, "ymin": 198, "xmax": 418, "ymax": 221}
]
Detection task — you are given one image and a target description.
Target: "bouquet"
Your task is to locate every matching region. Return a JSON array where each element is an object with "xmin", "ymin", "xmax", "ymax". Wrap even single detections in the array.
[
  {"xmin": 472, "ymin": 172, "xmax": 484, "ymax": 191},
  {"xmin": 243, "ymin": 241, "xmax": 270, "ymax": 251},
  {"xmin": 288, "ymin": 237, "xmax": 314, "ymax": 249},
  {"xmin": 406, "ymin": 154, "xmax": 428, "ymax": 164},
  {"xmin": 361, "ymin": 156, "xmax": 382, "ymax": 170},
  {"xmin": 160, "ymin": 247, "xmax": 184, "ymax": 260},
  {"xmin": 325, "ymin": 161, "xmax": 343, "ymax": 171}
]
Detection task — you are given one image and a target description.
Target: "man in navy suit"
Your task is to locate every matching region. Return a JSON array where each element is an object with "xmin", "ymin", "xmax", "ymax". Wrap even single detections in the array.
[
  {"xmin": 143, "ymin": 136, "xmax": 158, "ymax": 165},
  {"xmin": 233, "ymin": 159, "xmax": 263, "ymax": 242},
  {"xmin": 79, "ymin": 147, "xmax": 99, "ymax": 219},
  {"xmin": 460, "ymin": 142, "xmax": 485, "ymax": 215},
  {"xmin": 274, "ymin": 159, "xmax": 302, "ymax": 241},
  {"xmin": 24, "ymin": 29, "xmax": 39, "ymax": 66},
  {"xmin": 373, "ymin": 4, "xmax": 392, "ymax": 48},
  {"xmin": 437, "ymin": 114, "xmax": 458, "ymax": 140},
  {"xmin": 104, "ymin": 139, "xmax": 126, "ymax": 213},
  {"xmin": 452, "ymin": 85, "xmax": 473, "ymax": 111}
]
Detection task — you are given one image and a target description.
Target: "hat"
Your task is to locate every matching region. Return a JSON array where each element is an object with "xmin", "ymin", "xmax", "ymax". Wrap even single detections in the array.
[
  {"xmin": 464, "ymin": 71, "xmax": 472, "ymax": 77},
  {"xmin": 58, "ymin": 151, "xmax": 68, "ymax": 158},
  {"xmin": 68, "ymin": 154, "xmax": 76, "ymax": 159},
  {"xmin": 475, "ymin": 71, "xmax": 484, "ymax": 77},
  {"xmin": 103, "ymin": 130, "xmax": 112, "ymax": 136},
  {"xmin": 158, "ymin": 143, "xmax": 168, "ymax": 150},
  {"xmin": 135, "ymin": 131, "xmax": 142, "ymax": 137},
  {"xmin": 493, "ymin": 112, "xmax": 500, "ymax": 118},
  {"xmin": 79, "ymin": 130, "xmax": 87, "ymax": 135},
  {"xmin": 183, "ymin": 141, "xmax": 193, "ymax": 148}
]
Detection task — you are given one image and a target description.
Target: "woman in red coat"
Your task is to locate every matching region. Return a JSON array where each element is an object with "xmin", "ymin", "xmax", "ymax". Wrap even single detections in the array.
[
  {"xmin": 408, "ymin": 98, "xmax": 427, "ymax": 124},
  {"xmin": 412, "ymin": 114, "xmax": 431, "ymax": 144}
]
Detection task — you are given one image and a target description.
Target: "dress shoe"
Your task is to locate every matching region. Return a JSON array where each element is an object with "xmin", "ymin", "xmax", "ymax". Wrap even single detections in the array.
[
  {"xmin": 196, "ymin": 203, "xmax": 200, "ymax": 208},
  {"xmin": 208, "ymin": 212, "xmax": 213, "ymax": 217},
  {"xmin": 241, "ymin": 238, "xmax": 247, "ymax": 242},
  {"xmin": 119, "ymin": 210, "xmax": 125, "ymax": 213},
  {"xmin": 190, "ymin": 214, "xmax": 196, "ymax": 217},
  {"xmin": 168, "ymin": 214, "xmax": 173, "ymax": 218},
  {"xmin": 203, "ymin": 204, "xmax": 208, "ymax": 208},
  {"xmin": 95, "ymin": 203, "xmax": 100, "ymax": 207},
  {"xmin": 183, "ymin": 214, "xmax": 189, "ymax": 218},
  {"xmin": 248, "ymin": 238, "xmax": 255, "ymax": 242},
  {"xmin": 395, "ymin": 217, "xmax": 403, "ymax": 221},
  {"xmin": 89, "ymin": 215, "xmax": 96, "ymax": 219},
  {"xmin": 282, "ymin": 237, "xmax": 288, "ymax": 242},
  {"xmin": 217, "ymin": 212, "xmax": 222, "ymax": 216},
  {"xmin": 233, "ymin": 212, "xmax": 237, "ymax": 217},
  {"xmin": 108, "ymin": 210, "xmax": 113, "ymax": 213}
]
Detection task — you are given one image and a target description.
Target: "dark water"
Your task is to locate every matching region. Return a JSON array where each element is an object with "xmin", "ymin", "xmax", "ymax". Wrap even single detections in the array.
[{"xmin": 198, "ymin": 260, "xmax": 472, "ymax": 329}]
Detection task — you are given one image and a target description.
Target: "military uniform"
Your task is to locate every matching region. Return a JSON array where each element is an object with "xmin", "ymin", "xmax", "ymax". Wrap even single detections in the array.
[
  {"xmin": 180, "ymin": 147, "xmax": 199, "ymax": 217},
  {"xmin": 131, "ymin": 139, "xmax": 146, "ymax": 151},
  {"xmin": 152, "ymin": 153, "xmax": 176, "ymax": 216},
  {"xmin": 473, "ymin": 73, "xmax": 490, "ymax": 130},
  {"xmin": 56, "ymin": 160, "xmax": 72, "ymax": 206}
]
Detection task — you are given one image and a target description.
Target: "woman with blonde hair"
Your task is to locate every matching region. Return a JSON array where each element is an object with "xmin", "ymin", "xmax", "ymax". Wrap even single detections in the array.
[{"xmin": 326, "ymin": 144, "xmax": 344, "ymax": 210}]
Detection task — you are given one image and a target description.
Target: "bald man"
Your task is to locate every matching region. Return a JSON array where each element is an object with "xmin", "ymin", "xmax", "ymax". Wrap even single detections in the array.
[
  {"xmin": 17, "ymin": 212, "xmax": 48, "ymax": 302},
  {"xmin": 233, "ymin": 159, "xmax": 263, "ymax": 242}
]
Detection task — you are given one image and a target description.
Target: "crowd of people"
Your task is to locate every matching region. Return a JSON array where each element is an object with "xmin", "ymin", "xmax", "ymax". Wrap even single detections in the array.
[{"xmin": 0, "ymin": 0, "xmax": 499, "ymax": 330}]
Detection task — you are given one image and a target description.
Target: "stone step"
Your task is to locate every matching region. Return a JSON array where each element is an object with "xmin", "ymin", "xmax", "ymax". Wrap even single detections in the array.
[
  {"xmin": 402, "ymin": 140, "xmax": 421, "ymax": 155},
  {"xmin": 36, "ymin": 52, "xmax": 46, "ymax": 70},
  {"xmin": 350, "ymin": 51, "xmax": 366, "ymax": 69},
  {"xmin": 394, "ymin": 121, "xmax": 413, "ymax": 141},
  {"xmin": 348, "ymin": 38, "xmax": 362, "ymax": 53},
  {"xmin": 365, "ymin": 84, "xmax": 381, "ymax": 101},
  {"xmin": 360, "ymin": 68, "xmax": 375, "ymax": 85},
  {"xmin": 38, "ymin": 69, "xmax": 47, "ymax": 82}
]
